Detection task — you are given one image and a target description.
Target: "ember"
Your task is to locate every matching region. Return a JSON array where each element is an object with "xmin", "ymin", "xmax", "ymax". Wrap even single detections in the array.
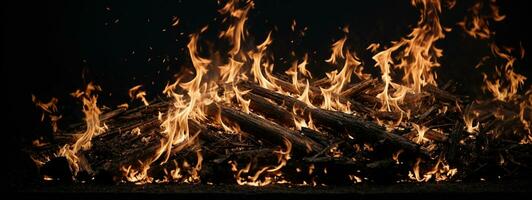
[{"xmin": 7, "ymin": 0, "xmax": 531, "ymax": 193}]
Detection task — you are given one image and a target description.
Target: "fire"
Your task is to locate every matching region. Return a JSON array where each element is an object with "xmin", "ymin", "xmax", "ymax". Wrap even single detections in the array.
[
  {"xmin": 218, "ymin": 0, "xmax": 253, "ymax": 84},
  {"xmin": 219, "ymin": 58, "xmax": 244, "ymax": 84},
  {"xmin": 122, "ymin": 162, "xmax": 153, "ymax": 184},
  {"xmin": 286, "ymin": 54, "xmax": 311, "ymax": 90},
  {"xmin": 320, "ymin": 35, "xmax": 363, "ymax": 112},
  {"xmin": 31, "ymin": 0, "xmax": 531, "ymax": 186},
  {"xmin": 297, "ymin": 80, "xmax": 315, "ymax": 108},
  {"xmin": 128, "ymin": 84, "xmax": 149, "ymax": 106},
  {"xmin": 250, "ymin": 32, "xmax": 279, "ymax": 91},
  {"xmin": 325, "ymin": 36, "xmax": 347, "ymax": 65},
  {"xmin": 482, "ymin": 44, "xmax": 527, "ymax": 102},
  {"xmin": 233, "ymin": 85, "xmax": 251, "ymax": 114},
  {"xmin": 32, "ymin": 95, "xmax": 61, "ymax": 133},
  {"xmin": 231, "ymin": 139, "xmax": 292, "ymax": 186},
  {"xmin": 457, "ymin": 0, "xmax": 505, "ymax": 40},
  {"xmin": 158, "ymin": 33, "xmax": 210, "ymax": 164},
  {"xmin": 219, "ymin": 0, "xmax": 254, "ymax": 57},
  {"xmin": 58, "ymin": 82, "xmax": 106, "ymax": 175},
  {"xmin": 373, "ymin": 0, "xmax": 445, "ymax": 112},
  {"xmin": 413, "ymin": 124, "xmax": 429, "ymax": 144},
  {"xmin": 409, "ymin": 156, "xmax": 457, "ymax": 182}
]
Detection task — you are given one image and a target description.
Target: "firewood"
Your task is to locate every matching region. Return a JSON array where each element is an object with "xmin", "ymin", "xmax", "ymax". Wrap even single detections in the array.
[
  {"xmin": 239, "ymin": 81, "xmax": 428, "ymax": 156},
  {"xmin": 423, "ymin": 84, "xmax": 461, "ymax": 103},
  {"xmin": 403, "ymin": 128, "xmax": 449, "ymax": 142},
  {"xmin": 340, "ymin": 78, "xmax": 378, "ymax": 97},
  {"xmin": 207, "ymin": 103, "xmax": 324, "ymax": 154},
  {"xmin": 245, "ymin": 93, "xmax": 296, "ymax": 128}
]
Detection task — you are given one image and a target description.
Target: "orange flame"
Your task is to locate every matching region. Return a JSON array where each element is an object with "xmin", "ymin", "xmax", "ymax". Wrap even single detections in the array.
[
  {"xmin": 59, "ymin": 82, "xmax": 106, "ymax": 175},
  {"xmin": 32, "ymin": 95, "xmax": 61, "ymax": 133},
  {"xmin": 129, "ymin": 84, "xmax": 149, "ymax": 106},
  {"xmin": 232, "ymin": 139, "xmax": 292, "ymax": 186}
]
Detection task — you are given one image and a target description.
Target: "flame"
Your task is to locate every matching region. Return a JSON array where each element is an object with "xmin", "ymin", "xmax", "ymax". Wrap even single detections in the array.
[
  {"xmin": 220, "ymin": 57, "xmax": 245, "ymax": 84},
  {"xmin": 393, "ymin": 149, "xmax": 404, "ymax": 164},
  {"xmin": 158, "ymin": 33, "xmax": 210, "ymax": 164},
  {"xmin": 32, "ymin": 95, "xmax": 58, "ymax": 114},
  {"xmin": 519, "ymin": 90, "xmax": 532, "ymax": 142},
  {"xmin": 233, "ymin": 85, "xmax": 251, "ymax": 114},
  {"xmin": 373, "ymin": 0, "xmax": 445, "ymax": 112},
  {"xmin": 292, "ymin": 105, "xmax": 317, "ymax": 131},
  {"xmin": 189, "ymin": 150, "xmax": 203, "ymax": 182},
  {"xmin": 482, "ymin": 44, "xmax": 526, "ymax": 102},
  {"xmin": 286, "ymin": 54, "xmax": 311, "ymax": 90},
  {"xmin": 171, "ymin": 17, "xmax": 180, "ymax": 27},
  {"xmin": 32, "ymin": 95, "xmax": 61, "ymax": 133},
  {"xmin": 163, "ymin": 150, "xmax": 203, "ymax": 183},
  {"xmin": 321, "ymin": 47, "xmax": 362, "ymax": 112},
  {"xmin": 250, "ymin": 32, "xmax": 279, "ymax": 90},
  {"xmin": 297, "ymin": 80, "xmax": 315, "ymax": 108},
  {"xmin": 59, "ymin": 82, "xmax": 106, "ymax": 175},
  {"xmin": 286, "ymin": 60, "xmax": 300, "ymax": 90},
  {"xmin": 373, "ymin": 46, "xmax": 400, "ymax": 112},
  {"xmin": 122, "ymin": 33, "xmax": 212, "ymax": 183},
  {"xmin": 232, "ymin": 139, "xmax": 292, "ymax": 186},
  {"xmin": 367, "ymin": 43, "xmax": 380, "ymax": 53},
  {"xmin": 463, "ymin": 104, "xmax": 480, "ymax": 133},
  {"xmin": 122, "ymin": 161, "xmax": 153, "ymax": 184},
  {"xmin": 325, "ymin": 36, "xmax": 347, "ymax": 65},
  {"xmin": 409, "ymin": 156, "xmax": 457, "ymax": 182},
  {"xmin": 413, "ymin": 124, "xmax": 429, "ymax": 144},
  {"xmin": 219, "ymin": 0, "xmax": 254, "ymax": 56},
  {"xmin": 34, "ymin": 0, "xmax": 532, "ymax": 185},
  {"xmin": 457, "ymin": 0, "xmax": 505, "ymax": 40},
  {"xmin": 129, "ymin": 84, "xmax": 149, "ymax": 106},
  {"xmin": 167, "ymin": 160, "xmax": 182, "ymax": 181}
]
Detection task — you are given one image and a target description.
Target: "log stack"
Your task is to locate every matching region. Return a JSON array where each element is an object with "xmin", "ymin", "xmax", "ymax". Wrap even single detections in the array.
[{"xmin": 28, "ymin": 74, "xmax": 532, "ymax": 185}]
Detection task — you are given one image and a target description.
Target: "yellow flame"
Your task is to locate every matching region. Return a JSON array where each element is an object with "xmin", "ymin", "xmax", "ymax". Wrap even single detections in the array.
[
  {"xmin": 220, "ymin": 57, "xmax": 245, "ymax": 84},
  {"xmin": 482, "ymin": 44, "xmax": 526, "ymax": 102},
  {"xmin": 321, "ymin": 49, "xmax": 361, "ymax": 112},
  {"xmin": 233, "ymin": 85, "xmax": 251, "ymax": 114},
  {"xmin": 463, "ymin": 105, "xmax": 480, "ymax": 134},
  {"xmin": 373, "ymin": 0, "xmax": 445, "ymax": 113},
  {"xmin": 59, "ymin": 82, "xmax": 106, "ymax": 175},
  {"xmin": 158, "ymin": 33, "xmax": 210, "ymax": 164},
  {"xmin": 250, "ymin": 32, "xmax": 279, "ymax": 90},
  {"xmin": 325, "ymin": 36, "xmax": 347, "ymax": 65},
  {"xmin": 219, "ymin": 0, "xmax": 254, "ymax": 56},
  {"xmin": 286, "ymin": 54, "xmax": 311, "ymax": 91},
  {"xmin": 297, "ymin": 80, "xmax": 315, "ymax": 108},
  {"xmin": 231, "ymin": 139, "xmax": 292, "ymax": 186},
  {"xmin": 32, "ymin": 95, "xmax": 61, "ymax": 133},
  {"xmin": 129, "ymin": 84, "xmax": 149, "ymax": 106},
  {"xmin": 413, "ymin": 124, "xmax": 429, "ymax": 144},
  {"xmin": 457, "ymin": 0, "xmax": 505, "ymax": 40},
  {"xmin": 122, "ymin": 161, "xmax": 153, "ymax": 184},
  {"xmin": 409, "ymin": 156, "xmax": 457, "ymax": 182}
]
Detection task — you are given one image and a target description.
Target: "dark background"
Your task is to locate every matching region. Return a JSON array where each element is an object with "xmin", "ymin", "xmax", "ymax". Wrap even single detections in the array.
[{"xmin": 3, "ymin": 0, "xmax": 531, "ymax": 188}]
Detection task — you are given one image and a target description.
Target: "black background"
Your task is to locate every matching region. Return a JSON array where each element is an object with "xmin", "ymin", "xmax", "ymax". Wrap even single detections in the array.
[{"xmin": 3, "ymin": 0, "xmax": 532, "ymax": 188}]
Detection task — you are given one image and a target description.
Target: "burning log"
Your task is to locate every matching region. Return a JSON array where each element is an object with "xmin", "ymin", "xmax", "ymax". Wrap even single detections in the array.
[
  {"xmin": 340, "ymin": 78, "xmax": 379, "ymax": 97},
  {"xmin": 423, "ymin": 84, "xmax": 462, "ymax": 103},
  {"xmin": 208, "ymin": 103, "xmax": 324, "ymax": 154},
  {"xmin": 403, "ymin": 129, "xmax": 449, "ymax": 142},
  {"xmin": 275, "ymin": 74, "xmax": 374, "ymax": 115},
  {"xmin": 239, "ymin": 81, "xmax": 428, "ymax": 156},
  {"xmin": 246, "ymin": 93, "xmax": 296, "ymax": 128}
]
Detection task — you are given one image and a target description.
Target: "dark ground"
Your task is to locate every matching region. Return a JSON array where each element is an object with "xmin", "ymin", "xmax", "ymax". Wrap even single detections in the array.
[
  {"xmin": 3, "ymin": 0, "xmax": 532, "ymax": 196},
  {"xmin": 15, "ymin": 179, "xmax": 532, "ymax": 200}
]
